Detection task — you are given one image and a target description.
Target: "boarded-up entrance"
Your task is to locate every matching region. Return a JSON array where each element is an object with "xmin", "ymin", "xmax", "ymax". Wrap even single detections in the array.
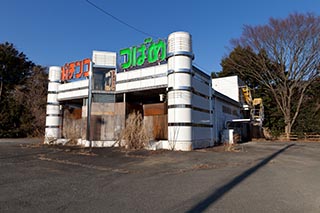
[
  {"xmin": 83, "ymin": 102, "xmax": 126, "ymax": 141},
  {"xmin": 143, "ymin": 103, "xmax": 168, "ymax": 140},
  {"xmin": 62, "ymin": 107, "xmax": 82, "ymax": 139}
]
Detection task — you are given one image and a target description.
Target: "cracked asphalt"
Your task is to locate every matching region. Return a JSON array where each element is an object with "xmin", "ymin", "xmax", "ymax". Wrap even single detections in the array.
[{"xmin": 0, "ymin": 138, "xmax": 320, "ymax": 212}]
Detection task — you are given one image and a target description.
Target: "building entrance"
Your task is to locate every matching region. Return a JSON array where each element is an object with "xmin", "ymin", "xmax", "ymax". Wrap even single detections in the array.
[{"xmin": 124, "ymin": 88, "xmax": 168, "ymax": 140}]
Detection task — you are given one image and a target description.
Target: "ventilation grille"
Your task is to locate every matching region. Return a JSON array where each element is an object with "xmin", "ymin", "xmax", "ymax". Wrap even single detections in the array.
[{"xmin": 92, "ymin": 51, "xmax": 116, "ymax": 67}]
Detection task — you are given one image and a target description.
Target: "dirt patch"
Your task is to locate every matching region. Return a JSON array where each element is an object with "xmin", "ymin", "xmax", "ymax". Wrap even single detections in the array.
[
  {"xmin": 197, "ymin": 144, "xmax": 246, "ymax": 153},
  {"xmin": 37, "ymin": 154, "xmax": 129, "ymax": 174}
]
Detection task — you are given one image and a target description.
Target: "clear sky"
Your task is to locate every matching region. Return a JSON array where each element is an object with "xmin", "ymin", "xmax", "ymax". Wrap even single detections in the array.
[{"xmin": 1, "ymin": 0, "xmax": 319, "ymax": 74}]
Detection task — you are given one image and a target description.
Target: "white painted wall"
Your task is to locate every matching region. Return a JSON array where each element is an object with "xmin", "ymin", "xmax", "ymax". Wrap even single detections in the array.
[
  {"xmin": 116, "ymin": 64, "xmax": 167, "ymax": 92},
  {"xmin": 213, "ymin": 96, "xmax": 240, "ymax": 142},
  {"xmin": 57, "ymin": 79, "xmax": 89, "ymax": 101},
  {"xmin": 212, "ymin": 76, "xmax": 240, "ymax": 102}
]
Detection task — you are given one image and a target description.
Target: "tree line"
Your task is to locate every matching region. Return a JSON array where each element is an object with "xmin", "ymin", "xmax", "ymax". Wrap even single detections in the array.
[
  {"xmin": 0, "ymin": 42, "xmax": 47, "ymax": 137},
  {"xmin": 214, "ymin": 13, "xmax": 320, "ymax": 138}
]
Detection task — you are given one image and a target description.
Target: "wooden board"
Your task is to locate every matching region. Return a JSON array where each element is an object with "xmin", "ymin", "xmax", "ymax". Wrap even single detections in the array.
[
  {"xmin": 143, "ymin": 103, "xmax": 167, "ymax": 116},
  {"xmin": 144, "ymin": 115, "xmax": 168, "ymax": 140}
]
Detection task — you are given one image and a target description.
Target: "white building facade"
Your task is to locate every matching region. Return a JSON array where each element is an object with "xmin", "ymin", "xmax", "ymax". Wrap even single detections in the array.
[{"xmin": 45, "ymin": 32, "xmax": 241, "ymax": 151}]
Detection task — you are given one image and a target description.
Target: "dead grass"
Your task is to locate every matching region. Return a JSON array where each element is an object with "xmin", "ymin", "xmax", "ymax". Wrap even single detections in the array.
[
  {"xmin": 119, "ymin": 111, "xmax": 150, "ymax": 149},
  {"xmin": 65, "ymin": 138, "xmax": 78, "ymax": 146}
]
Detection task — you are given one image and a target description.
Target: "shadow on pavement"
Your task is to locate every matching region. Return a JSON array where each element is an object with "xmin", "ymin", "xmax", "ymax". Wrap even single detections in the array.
[{"xmin": 187, "ymin": 144, "xmax": 295, "ymax": 213}]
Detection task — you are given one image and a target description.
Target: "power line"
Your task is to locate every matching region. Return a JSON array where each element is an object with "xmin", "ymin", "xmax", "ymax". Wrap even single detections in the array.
[{"xmin": 85, "ymin": 0, "xmax": 157, "ymax": 38}]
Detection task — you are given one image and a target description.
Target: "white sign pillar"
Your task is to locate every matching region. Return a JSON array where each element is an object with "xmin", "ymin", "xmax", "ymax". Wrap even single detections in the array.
[
  {"xmin": 167, "ymin": 32, "xmax": 194, "ymax": 151},
  {"xmin": 44, "ymin": 66, "xmax": 62, "ymax": 143}
]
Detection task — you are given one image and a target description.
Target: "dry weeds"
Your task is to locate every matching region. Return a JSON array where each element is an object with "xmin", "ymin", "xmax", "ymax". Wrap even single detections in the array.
[{"xmin": 119, "ymin": 111, "xmax": 150, "ymax": 149}]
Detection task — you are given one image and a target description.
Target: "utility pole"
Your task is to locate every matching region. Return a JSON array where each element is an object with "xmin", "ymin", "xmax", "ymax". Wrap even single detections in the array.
[{"xmin": 86, "ymin": 61, "xmax": 93, "ymax": 150}]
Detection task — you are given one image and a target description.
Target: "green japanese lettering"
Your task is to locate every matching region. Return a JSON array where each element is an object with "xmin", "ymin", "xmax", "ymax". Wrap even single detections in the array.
[
  {"xmin": 137, "ymin": 44, "xmax": 147, "ymax": 66},
  {"xmin": 148, "ymin": 39, "xmax": 166, "ymax": 63},
  {"xmin": 132, "ymin": 46, "xmax": 137, "ymax": 67},
  {"xmin": 120, "ymin": 48, "xmax": 132, "ymax": 69},
  {"xmin": 120, "ymin": 38, "xmax": 166, "ymax": 70}
]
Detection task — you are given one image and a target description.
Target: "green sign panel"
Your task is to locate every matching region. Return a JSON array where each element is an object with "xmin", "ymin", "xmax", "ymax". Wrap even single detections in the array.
[{"xmin": 120, "ymin": 38, "xmax": 166, "ymax": 70}]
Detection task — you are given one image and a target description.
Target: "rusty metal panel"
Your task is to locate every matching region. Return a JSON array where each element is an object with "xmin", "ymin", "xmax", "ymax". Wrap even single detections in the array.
[
  {"xmin": 143, "ymin": 103, "xmax": 167, "ymax": 116},
  {"xmin": 144, "ymin": 114, "xmax": 168, "ymax": 140},
  {"xmin": 153, "ymin": 114, "xmax": 168, "ymax": 140},
  {"xmin": 64, "ymin": 108, "xmax": 82, "ymax": 119}
]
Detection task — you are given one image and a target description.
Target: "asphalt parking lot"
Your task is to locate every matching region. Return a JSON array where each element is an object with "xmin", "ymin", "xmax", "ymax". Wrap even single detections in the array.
[{"xmin": 0, "ymin": 139, "xmax": 320, "ymax": 212}]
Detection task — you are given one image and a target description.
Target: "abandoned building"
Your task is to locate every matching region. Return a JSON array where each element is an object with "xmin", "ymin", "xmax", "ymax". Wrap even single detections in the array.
[{"xmin": 45, "ymin": 31, "xmax": 245, "ymax": 151}]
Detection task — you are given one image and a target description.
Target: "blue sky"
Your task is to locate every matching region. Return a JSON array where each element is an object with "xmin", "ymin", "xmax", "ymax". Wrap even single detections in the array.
[{"xmin": 1, "ymin": 0, "xmax": 319, "ymax": 74}]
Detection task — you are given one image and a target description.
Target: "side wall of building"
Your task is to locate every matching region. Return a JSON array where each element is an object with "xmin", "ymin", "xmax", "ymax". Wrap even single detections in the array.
[
  {"xmin": 213, "ymin": 94, "xmax": 241, "ymax": 143},
  {"xmin": 191, "ymin": 68, "xmax": 214, "ymax": 148}
]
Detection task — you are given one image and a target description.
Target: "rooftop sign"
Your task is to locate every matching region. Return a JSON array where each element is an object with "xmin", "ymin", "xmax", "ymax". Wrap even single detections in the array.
[
  {"xmin": 61, "ymin": 58, "xmax": 91, "ymax": 81},
  {"xmin": 120, "ymin": 38, "xmax": 166, "ymax": 70}
]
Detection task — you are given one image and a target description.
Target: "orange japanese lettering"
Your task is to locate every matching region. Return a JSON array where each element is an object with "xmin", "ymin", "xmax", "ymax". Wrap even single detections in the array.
[
  {"xmin": 68, "ymin": 62, "xmax": 75, "ymax": 80},
  {"xmin": 61, "ymin": 58, "xmax": 91, "ymax": 81},
  {"xmin": 61, "ymin": 64, "xmax": 69, "ymax": 81},
  {"xmin": 75, "ymin": 61, "xmax": 83, "ymax": 79},
  {"xmin": 83, "ymin": 58, "xmax": 91, "ymax": 77}
]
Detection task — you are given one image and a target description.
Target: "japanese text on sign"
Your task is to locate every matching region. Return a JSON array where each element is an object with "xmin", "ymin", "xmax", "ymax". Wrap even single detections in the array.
[
  {"xmin": 120, "ymin": 38, "xmax": 166, "ymax": 70},
  {"xmin": 61, "ymin": 58, "xmax": 91, "ymax": 81}
]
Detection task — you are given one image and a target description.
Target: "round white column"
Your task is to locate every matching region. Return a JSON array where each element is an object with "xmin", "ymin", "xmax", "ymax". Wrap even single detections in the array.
[
  {"xmin": 167, "ymin": 32, "xmax": 194, "ymax": 151},
  {"xmin": 44, "ymin": 66, "xmax": 62, "ymax": 143}
]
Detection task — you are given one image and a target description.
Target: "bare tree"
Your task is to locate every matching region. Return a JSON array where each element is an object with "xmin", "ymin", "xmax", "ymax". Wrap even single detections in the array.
[
  {"xmin": 226, "ymin": 13, "xmax": 320, "ymax": 138},
  {"xmin": 24, "ymin": 66, "xmax": 48, "ymax": 136},
  {"xmin": 9, "ymin": 65, "xmax": 48, "ymax": 137}
]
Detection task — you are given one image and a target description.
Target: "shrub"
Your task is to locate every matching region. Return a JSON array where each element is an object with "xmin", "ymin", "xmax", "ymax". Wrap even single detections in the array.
[{"xmin": 120, "ymin": 111, "xmax": 149, "ymax": 149}]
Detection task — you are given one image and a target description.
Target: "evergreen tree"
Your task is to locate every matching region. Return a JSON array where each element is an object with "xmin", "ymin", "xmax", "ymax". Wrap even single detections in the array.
[{"xmin": 0, "ymin": 42, "xmax": 47, "ymax": 137}]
